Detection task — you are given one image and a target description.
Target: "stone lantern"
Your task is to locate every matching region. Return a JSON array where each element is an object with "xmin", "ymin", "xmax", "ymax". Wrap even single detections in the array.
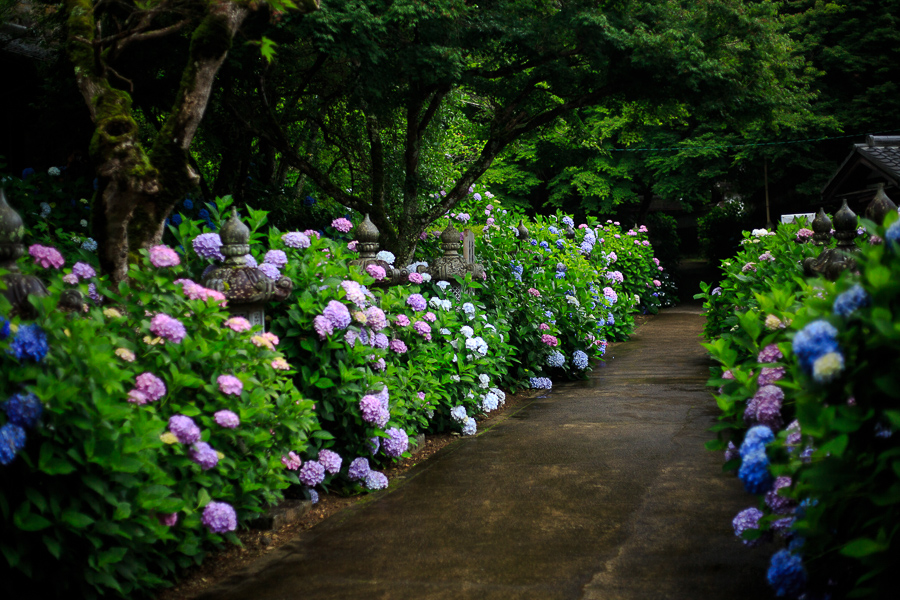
[
  {"xmin": 865, "ymin": 184, "xmax": 897, "ymax": 225},
  {"xmin": 0, "ymin": 188, "xmax": 49, "ymax": 319},
  {"xmin": 348, "ymin": 214, "xmax": 408, "ymax": 286},
  {"xmin": 419, "ymin": 222, "xmax": 484, "ymax": 298},
  {"xmin": 200, "ymin": 209, "xmax": 292, "ymax": 330},
  {"xmin": 802, "ymin": 200, "xmax": 858, "ymax": 280}
]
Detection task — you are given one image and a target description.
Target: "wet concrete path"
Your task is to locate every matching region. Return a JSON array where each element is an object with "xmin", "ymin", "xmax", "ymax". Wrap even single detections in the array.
[{"xmin": 198, "ymin": 304, "xmax": 771, "ymax": 600}]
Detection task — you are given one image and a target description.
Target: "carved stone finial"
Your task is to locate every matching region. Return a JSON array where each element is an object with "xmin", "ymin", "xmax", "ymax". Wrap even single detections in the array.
[
  {"xmin": 811, "ymin": 208, "xmax": 832, "ymax": 247},
  {"xmin": 355, "ymin": 214, "xmax": 380, "ymax": 245},
  {"xmin": 865, "ymin": 184, "xmax": 897, "ymax": 225},
  {"xmin": 516, "ymin": 220, "xmax": 529, "ymax": 240},
  {"xmin": 219, "ymin": 208, "xmax": 250, "ymax": 262},
  {"xmin": 803, "ymin": 202, "xmax": 858, "ymax": 281}
]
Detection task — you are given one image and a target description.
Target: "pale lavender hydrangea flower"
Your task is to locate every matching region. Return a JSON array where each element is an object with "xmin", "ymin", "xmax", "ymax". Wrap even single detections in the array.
[
  {"xmin": 365, "ymin": 471, "xmax": 389, "ymax": 490},
  {"xmin": 348, "ymin": 457, "xmax": 370, "ymax": 481},
  {"xmin": 382, "ymin": 427, "xmax": 409, "ymax": 457},
  {"xmin": 389, "ymin": 339, "xmax": 407, "ymax": 354},
  {"xmin": 318, "ymin": 449, "xmax": 342, "ymax": 474},
  {"xmin": 264, "ymin": 250, "xmax": 288, "ymax": 268},
  {"xmin": 168, "ymin": 415, "xmax": 200, "ymax": 444},
  {"xmin": 150, "ymin": 314, "xmax": 187, "ymax": 343},
  {"xmin": 374, "ymin": 333, "xmax": 389, "ymax": 349},
  {"xmin": 313, "ymin": 315, "xmax": 334, "ymax": 339},
  {"xmin": 62, "ymin": 273, "xmax": 78, "ymax": 285},
  {"xmin": 214, "ymin": 410, "xmax": 240, "ymax": 428},
  {"xmin": 258, "ymin": 263, "xmax": 281, "ymax": 280},
  {"xmin": 217, "ymin": 375, "xmax": 243, "ymax": 396},
  {"xmin": 242, "ymin": 254, "xmax": 258, "ymax": 267},
  {"xmin": 341, "ymin": 280, "xmax": 367, "ymax": 306},
  {"xmin": 406, "ymin": 294, "xmax": 427, "ymax": 311},
  {"xmin": 190, "ymin": 441, "xmax": 219, "ymax": 470},
  {"xmin": 365, "ymin": 306, "xmax": 387, "ymax": 330},
  {"xmin": 193, "ymin": 233, "xmax": 225, "ymax": 261},
  {"xmin": 298, "ymin": 460, "xmax": 326, "ymax": 486},
  {"xmin": 202, "ymin": 501, "xmax": 237, "ymax": 533},
  {"xmin": 323, "ymin": 300, "xmax": 351, "ymax": 329},
  {"xmin": 72, "ymin": 261, "xmax": 97, "ymax": 279},
  {"xmin": 282, "ymin": 231, "xmax": 311, "ymax": 249},
  {"xmin": 359, "ymin": 394, "xmax": 389, "ymax": 427}
]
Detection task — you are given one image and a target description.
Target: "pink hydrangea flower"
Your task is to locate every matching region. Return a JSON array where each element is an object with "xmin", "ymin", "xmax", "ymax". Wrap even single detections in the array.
[
  {"xmin": 281, "ymin": 451, "xmax": 302, "ymax": 470},
  {"xmin": 332, "ymin": 218, "xmax": 353, "ymax": 233},
  {"xmin": 541, "ymin": 334, "xmax": 559, "ymax": 347},
  {"xmin": 408, "ymin": 272, "xmax": 424, "ymax": 284},
  {"xmin": 348, "ymin": 240, "xmax": 358, "ymax": 251},
  {"xmin": 539, "ymin": 323, "xmax": 550, "ymax": 331},
  {"xmin": 423, "ymin": 312, "xmax": 436, "ymax": 323},
  {"xmin": 251, "ymin": 332, "xmax": 279, "ymax": 349},
  {"xmin": 128, "ymin": 372, "xmax": 166, "ymax": 404},
  {"xmin": 28, "ymin": 244, "xmax": 64, "ymax": 269},
  {"xmin": 527, "ymin": 288, "xmax": 541, "ymax": 297},
  {"xmin": 157, "ymin": 513, "xmax": 178, "ymax": 526},
  {"xmin": 271, "ymin": 357, "xmax": 290, "ymax": 370},
  {"xmin": 366, "ymin": 264, "xmax": 387, "ymax": 280},
  {"xmin": 149, "ymin": 245, "xmax": 180, "ymax": 267},
  {"xmin": 225, "ymin": 317, "xmax": 252, "ymax": 332},
  {"xmin": 653, "ymin": 280, "xmax": 661, "ymax": 287},
  {"xmin": 313, "ymin": 315, "xmax": 334, "ymax": 339},
  {"xmin": 149, "ymin": 313, "xmax": 187, "ymax": 343},
  {"xmin": 217, "ymin": 375, "xmax": 243, "ymax": 396},
  {"xmin": 395, "ymin": 314, "xmax": 410, "ymax": 327},
  {"xmin": 62, "ymin": 273, "xmax": 79, "ymax": 285},
  {"xmin": 214, "ymin": 410, "xmax": 240, "ymax": 428}
]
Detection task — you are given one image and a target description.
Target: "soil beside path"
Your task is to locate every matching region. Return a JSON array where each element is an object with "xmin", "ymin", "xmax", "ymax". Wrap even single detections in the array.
[{"xmin": 195, "ymin": 303, "xmax": 772, "ymax": 600}]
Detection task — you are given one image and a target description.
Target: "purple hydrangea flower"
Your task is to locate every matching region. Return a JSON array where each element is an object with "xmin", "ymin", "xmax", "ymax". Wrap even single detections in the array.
[
  {"xmin": 2, "ymin": 392, "xmax": 43, "ymax": 428},
  {"xmin": 157, "ymin": 512, "xmax": 178, "ymax": 526},
  {"xmin": 382, "ymin": 427, "xmax": 409, "ymax": 457},
  {"xmin": 308, "ymin": 489, "xmax": 319, "ymax": 504},
  {"xmin": 341, "ymin": 280, "xmax": 367, "ymax": 306},
  {"xmin": 193, "ymin": 233, "xmax": 225, "ymax": 261},
  {"xmin": 298, "ymin": 460, "xmax": 326, "ymax": 486},
  {"xmin": 757, "ymin": 343, "xmax": 783, "ymax": 364},
  {"xmin": 365, "ymin": 306, "xmax": 387, "ymax": 331},
  {"xmin": 214, "ymin": 410, "xmax": 240, "ymax": 429},
  {"xmin": 258, "ymin": 263, "xmax": 281, "ymax": 280},
  {"xmin": 313, "ymin": 315, "xmax": 334, "ymax": 339},
  {"xmin": 264, "ymin": 250, "xmax": 288, "ymax": 268},
  {"xmin": 732, "ymin": 507, "xmax": 765, "ymax": 546},
  {"xmin": 368, "ymin": 437, "xmax": 380, "ymax": 455},
  {"xmin": 202, "ymin": 501, "xmax": 237, "ymax": 533},
  {"xmin": 168, "ymin": 415, "xmax": 201, "ymax": 444},
  {"xmin": 318, "ymin": 449, "xmax": 342, "ymax": 474},
  {"xmin": 765, "ymin": 476, "xmax": 795, "ymax": 514},
  {"xmin": 282, "ymin": 231, "xmax": 311, "ymax": 249},
  {"xmin": 323, "ymin": 301, "xmax": 351, "ymax": 329},
  {"xmin": 28, "ymin": 244, "xmax": 64, "ymax": 269},
  {"xmin": 757, "ymin": 367, "xmax": 786, "ymax": 387},
  {"xmin": 724, "ymin": 441, "xmax": 739, "ymax": 465},
  {"xmin": 748, "ymin": 385, "xmax": 784, "ymax": 430},
  {"xmin": 389, "ymin": 339, "xmax": 408, "ymax": 354},
  {"xmin": 365, "ymin": 471, "xmax": 389, "ymax": 490},
  {"xmin": 242, "ymin": 254, "xmax": 258, "ymax": 267},
  {"xmin": 406, "ymin": 294, "xmax": 427, "ymax": 311},
  {"xmin": 149, "ymin": 314, "xmax": 187, "ymax": 343},
  {"xmin": 190, "ymin": 441, "xmax": 219, "ymax": 470},
  {"xmin": 373, "ymin": 333, "xmax": 389, "ymax": 349},
  {"xmin": 366, "ymin": 264, "xmax": 386, "ymax": 280},
  {"xmin": 359, "ymin": 394, "xmax": 389, "ymax": 427},
  {"xmin": 72, "ymin": 261, "xmax": 97, "ymax": 279},
  {"xmin": 348, "ymin": 457, "xmax": 370, "ymax": 481},
  {"xmin": 129, "ymin": 372, "xmax": 166, "ymax": 404}
]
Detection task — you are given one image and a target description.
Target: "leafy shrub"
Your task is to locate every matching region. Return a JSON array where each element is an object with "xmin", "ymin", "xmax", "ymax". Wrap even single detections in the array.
[{"xmin": 697, "ymin": 200, "xmax": 750, "ymax": 263}]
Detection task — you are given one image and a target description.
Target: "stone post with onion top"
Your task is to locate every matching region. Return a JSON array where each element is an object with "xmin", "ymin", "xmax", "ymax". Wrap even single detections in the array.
[{"xmin": 0, "ymin": 188, "xmax": 51, "ymax": 319}]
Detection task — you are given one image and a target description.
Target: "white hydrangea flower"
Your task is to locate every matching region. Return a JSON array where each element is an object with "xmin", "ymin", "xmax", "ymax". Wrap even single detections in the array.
[
  {"xmin": 375, "ymin": 250, "xmax": 396, "ymax": 265},
  {"xmin": 441, "ymin": 299, "xmax": 452, "ymax": 311},
  {"xmin": 47, "ymin": 166, "xmax": 61, "ymax": 176},
  {"xmin": 461, "ymin": 416, "xmax": 477, "ymax": 436},
  {"xmin": 450, "ymin": 405, "xmax": 467, "ymax": 422},
  {"xmin": 566, "ymin": 295, "xmax": 580, "ymax": 306},
  {"xmin": 478, "ymin": 373, "xmax": 490, "ymax": 389},
  {"xmin": 421, "ymin": 273, "xmax": 432, "ymax": 282},
  {"xmin": 436, "ymin": 280, "xmax": 450, "ymax": 290},
  {"xmin": 460, "ymin": 325, "xmax": 474, "ymax": 338},
  {"xmin": 429, "ymin": 296, "xmax": 442, "ymax": 308},
  {"xmin": 450, "ymin": 374, "xmax": 461, "ymax": 382}
]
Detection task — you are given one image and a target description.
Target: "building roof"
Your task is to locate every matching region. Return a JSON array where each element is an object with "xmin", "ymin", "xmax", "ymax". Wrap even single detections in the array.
[{"xmin": 822, "ymin": 135, "xmax": 900, "ymax": 204}]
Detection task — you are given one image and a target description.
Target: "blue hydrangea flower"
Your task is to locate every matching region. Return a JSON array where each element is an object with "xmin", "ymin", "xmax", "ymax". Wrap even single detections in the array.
[
  {"xmin": 8, "ymin": 324, "xmax": 48, "ymax": 362},
  {"xmin": 548, "ymin": 226, "xmax": 559, "ymax": 235},
  {"xmin": 529, "ymin": 377, "xmax": 553, "ymax": 389},
  {"xmin": 607, "ymin": 314, "xmax": 615, "ymax": 326},
  {"xmin": 0, "ymin": 422, "xmax": 27, "ymax": 465},
  {"xmin": 556, "ymin": 239, "xmax": 565, "ymax": 248},
  {"xmin": 738, "ymin": 448, "xmax": 774, "ymax": 494},
  {"xmin": 546, "ymin": 351, "xmax": 565, "ymax": 368},
  {"xmin": 886, "ymin": 220, "xmax": 900, "ymax": 246},
  {"xmin": 81, "ymin": 238, "xmax": 98, "ymax": 252},
  {"xmin": 171, "ymin": 213, "xmax": 183, "ymax": 225},
  {"xmin": 740, "ymin": 425, "xmax": 774, "ymax": 459},
  {"xmin": 562, "ymin": 216, "xmax": 574, "ymax": 227},
  {"xmin": 766, "ymin": 549, "xmax": 807, "ymax": 598},
  {"xmin": 555, "ymin": 272, "xmax": 566, "ymax": 279},
  {"xmin": 833, "ymin": 284, "xmax": 870, "ymax": 317},
  {"xmin": 580, "ymin": 241, "xmax": 593, "ymax": 254},
  {"xmin": 3, "ymin": 392, "xmax": 43, "ymax": 428},
  {"xmin": 199, "ymin": 208, "xmax": 210, "ymax": 219},
  {"xmin": 539, "ymin": 241, "xmax": 549, "ymax": 249},
  {"xmin": 573, "ymin": 350, "xmax": 588, "ymax": 370},
  {"xmin": 183, "ymin": 198, "xmax": 193, "ymax": 210},
  {"xmin": 792, "ymin": 320, "xmax": 839, "ymax": 372},
  {"xmin": 0, "ymin": 315, "xmax": 9, "ymax": 340}
]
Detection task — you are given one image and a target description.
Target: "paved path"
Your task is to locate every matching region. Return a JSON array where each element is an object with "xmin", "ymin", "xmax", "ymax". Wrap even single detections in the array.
[{"xmin": 198, "ymin": 305, "xmax": 772, "ymax": 600}]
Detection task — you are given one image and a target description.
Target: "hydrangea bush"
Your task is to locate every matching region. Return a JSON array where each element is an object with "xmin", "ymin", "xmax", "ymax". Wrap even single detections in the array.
[
  {"xmin": 699, "ymin": 214, "xmax": 900, "ymax": 599},
  {"xmin": 0, "ymin": 247, "xmax": 317, "ymax": 597}
]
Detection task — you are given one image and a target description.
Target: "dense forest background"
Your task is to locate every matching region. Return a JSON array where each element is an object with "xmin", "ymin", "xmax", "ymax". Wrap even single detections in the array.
[{"xmin": 2, "ymin": 0, "xmax": 898, "ymax": 268}]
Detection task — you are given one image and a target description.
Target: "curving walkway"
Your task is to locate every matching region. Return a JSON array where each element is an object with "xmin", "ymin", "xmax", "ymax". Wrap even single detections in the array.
[{"xmin": 197, "ymin": 302, "xmax": 772, "ymax": 599}]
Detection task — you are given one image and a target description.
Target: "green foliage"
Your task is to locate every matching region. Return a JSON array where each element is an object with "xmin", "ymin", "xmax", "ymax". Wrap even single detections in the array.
[
  {"xmin": 696, "ymin": 201, "xmax": 751, "ymax": 264},
  {"xmin": 0, "ymin": 246, "xmax": 315, "ymax": 597}
]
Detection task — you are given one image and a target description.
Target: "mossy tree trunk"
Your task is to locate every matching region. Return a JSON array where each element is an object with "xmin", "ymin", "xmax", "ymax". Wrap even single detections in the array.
[{"xmin": 64, "ymin": 0, "xmax": 318, "ymax": 281}]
